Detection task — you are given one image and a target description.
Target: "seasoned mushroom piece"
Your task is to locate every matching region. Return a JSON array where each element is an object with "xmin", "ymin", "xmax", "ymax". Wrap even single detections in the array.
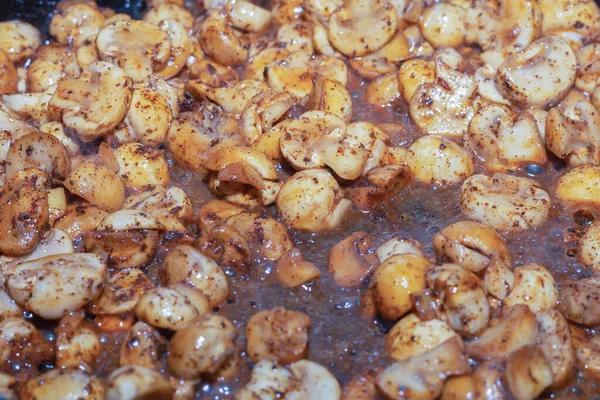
[
  {"xmin": 0, "ymin": 176, "xmax": 49, "ymax": 256},
  {"xmin": 0, "ymin": 20, "xmax": 41, "ymax": 62},
  {"xmin": 538, "ymin": 0, "xmax": 600, "ymax": 38},
  {"xmin": 433, "ymin": 220, "xmax": 511, "ymax": 273},
  {"xmin": 386, "ymin": 313, "xmax": 460, "ymax": 362},
  {"xmin": 0, "ymin": 318, "xmax": 54, "ymax": 372},
  {"xmin": 144, "ymin": 3, "xmax": 193, "ymax": 30},
  {"xmin": 0, "ymin": 48, "xmax": 17, "ymax": 95},
  {"xmin": 575, "ymin": 43, "xmax": 600, "ymax": 93},
  {"xmin": 114, "ymin": 142, "xmax": 170, "ymax": 189},
  {"xmin": 275, "ymin": 247, "xmax": 321, "ymax": 288},
  {"xmin": 246, "ymin": 307, "xmax": 310, "ymax": 364},
  {"xmin": 64, "ymin": 162, "xmax": 125, "ymax": 212},
  {"xmin": 327, "ymin": 0, "xmax": 397, "ymax": 57},
  {"xmin": 409, "ymin": 58, "xmax": 477, "ymax": 137},
  {"xmin": 119, "ymin": 321, "xmax": 166, "ymax": 370},
  {"xmin": 5, "ymin": 253, "xmax": 106, "ymax": 319},
  {"xmin": 49, "ymin": 3, "xmax": 106, "ymax": 46},
  {"xmin": 124, "ymin": 185, "xmax": 193, "ymax": 230},
  {"xmin": 466, "ymin": 304, "xmax": 538, "ymax": 360},
  {"xmin": 536, "ymin": 309, "xmax": 575, "ymax": 389},
  {"xmin": 328, "ymin": 232, "xmax": 379, "ymax": 288},
  {"xmin": 135, "ymin": 287, "xmax": 200, "ymax": 331},
  {"xmin": 20, "ymin": 369, "xmax": 104, "ymax": 400},
  {"xmin": 308, "ymin": 76, "xmax": 353, "ymax": 124},
  {"xmin": 426, "ymin": 263, "xmax": 490, "ymax": 335},
  {"xmin": 26, "ymin": 44, "xmax": 81, "ymax": 93},
  {"xmin": 555, "ymin": 165, "xmax": 600, "ymax": 206},
  {"xmin": 467, "ymin": 104, "xmax": 546, "ymax": 172},
  {"xmin": 48, "ymin": 61, "xmax": 133, "ymax": 142},
  {"xmin": 348, "ymin": 164, "xmax": 412, "ymax": 210},
  {"xmin": 504, "ymin": 345, "xmax": 553, "ymax": 400},
  {"xmin": 122, "ymin": 88, "xmax": 173, "ymax": 147},
  {"xmin": 504, "ymin": 263, "xmax": 558, "ymax": 312},
  {"xmin": 398, "ymin": 59, "xmax": 435, "ymax": 103},
  {"xmin": 419, "ymin": 3, "xmax": 465, "ymax": 48},
  {"xmin": 85, "ymin": 210, "xmax": 165, "ymax": 269},
  {"xmin": 407, "ymin": 135, "xmax": 474, "ymax": 185},
  {"xmin": 163, "ymin": 244, "xmax": 229, "ymax": 308},
  {"xmin": 570, "ymin": 325, "xmax": 600, "ymax": 381},
  {"xmin": 546, "ymin": 101, "xmax": 600, "ymax": 166},
  {"xmin": 96, "ymin": 20, "xmax": 170, "ymax": 81},
  {"xmin": 105, "ymin": 365, "xmax": 174, "ymax": 400},
  {"xmin": 225, "ymin": 1, "xmax": 271, "ymax": 32},
  {"xmin": 581, "ymin": 221, "xmax": 600, "ymax": 271},
  {"xmin": 56, "ymin": 310, "xmax": 101, "ymax": 370},
  {"xmin": 495, "ymin": 37, "xmax": 576, "ymax": 109},
  {"xmin": 460, "ymin": 173, "xmax": 551, "ymax": 233},
  {"xmin": 89, "ymin": 269, "xmax": 156, "ymax": 316},
  {"xmin": 276, "ymin": 169, "xmax": 351, "ymax": 232},
  {"xmin": 371, "ymin": 254, "xmax": 430, "ymax": 320},
  {"xmin": 559, "ymin": 277, "xmax": 600, "ymax": 326},
  {"xmin": 54, "ymin": 203, "xmax": 108, "ymax": 243},
  {"xmin": 199, "ymin": 10, "xmax": 248, "ymax": 66},
  {"xmin": 464, "ymin": 0, "xmax": 541, "ymax": 55},
  {"xmin": 168, "ymin": 313, "xmax": 237, "ymax": 378},
  {"xmin": 376, "ymin": 337, "xmax": 471, "ymax": 400}
]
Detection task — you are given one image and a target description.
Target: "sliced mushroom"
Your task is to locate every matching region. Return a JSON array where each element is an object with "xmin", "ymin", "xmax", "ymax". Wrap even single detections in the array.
[
  {"xmin": 558, "ymin": 277, "xmax": 600, "ymax": 326},
  {"xmin": 409, "ymin": 58, "xmax": 476, "ymax": 137},
  {"xmin": 376, "ymin": 337, "xmax": 471, "ymax": 400},
  {"xmin": 365, "ymin": 72, "xmax": 400, "ymax": 107},
  {"xmin": 135, "ymin": 287, "xmax": 200, "ymax": 331},
  {"xmin": 144, "ymin": 3, "xmax": 193, "ymax": 30},
  {"xmin": 0, "ymin": 20, "xmax": 41, "ymax": 62},
  {"xmin": 246, "ymin": 307, "xmax": 310, "ymax": 364},
  {"xmin": 122, "ymin": 88, "xmax": 173, "ymax": 147},
  {"xmin": 56, "ymin": 309, "xmax": 101, "ymax": 370},
  {"xmin": 347, "ymin": 164, "xmax": 412, "ymax": 210},
  {"xmin": 504, "ymin": 345, "xmax": 553, "ymax": 400},
  {"xmin": 0, "ymin": 317, "xmax": 54, "ymax": 372},
  {"xmin": 327, "ymin": 0, "xmax": 397, "ymax": 57},
  {"xmin": 114, "ymin": 142, "xmax": 170, "ymax": 189},
  {"xmin": 199, "ymin": 10, "xmax": 248, "ymax": 66},
  {"xmin": 555, "ymin": 165, "xmax": 600, "ymax": 207},
  {"xmin": 124, "ymin": 185, "xmax": 193, "ymax": 230},
  {"xmin": 105, "ymin": 365, "xmax": 174, "ymax": 400},
  {"xmin": 349, "ymin": 30, "xmax": 411, "ymax": 80},
  {"xmin": 119, "ymin": 321, "xmax": 166, "ymax": 370},
  {"xmin": 495, "ymin": 37, "xmax": 576, "ymax": 109},
  {"xmin": 26, "ymin": 44, "xmax": 81, "ymax": 93},
  {"xmin": 0, "ymin": 48, "xmax": 17, "ymax": 95},
  {"xmin": 570, "ymin": 324, "xmax": 600, "ymax": 381},
  {"xmin": 168, "ymin": 313, "xmax": 237, "ymax": 378},
  {"xmin": 536, "ymin": 308, "xmax": 575, "ymax": 389},
  {"xmin": 328, "ymin": 231, "xmax": 379, "ymax": 288},
  {"xmin": 538, "ymin": 0, "xmax": 600, "ymax": 38},
  {"xmin": 371, "ymin": 254, "xmax": 430, "ymax": 320},
  {"xmin": 5, "ymin": 253, "xmax": 106, "ymax": 319},
  {"xmin": 49, "ymin": 3, "xmax": 106, "ymax": 46},
  {"xmin": 276, "ymin": 169, "xmax": 351, "ymax": 232},
  {"xmin": 64, "ymin": 162, "xmax": 125, "ymax": 212},
  {"xmin": 419, "ymin": 3, "xmax": 465, "ymax": 48},
  {"xmin": 21, "ymin": 369, "xmax": 104, "ymax": 400},
  {"xmin": 48, "ymin": 61, "xmax": 133, "ymax": 142},
  {"xmin": 467, "ymin": 104, "xmax": 546, "ymax": 172},
  {"xmin": 308, "ymin": 75, "xmax": 353, "ymax": 123},
  {"xmin": 240, "ymin": 90, "xmax": 294, "ymax": 145},
  {"xmin": 546, "ymin": 101, "xmax": 600, "ymax": 166},
  {"xmin": 466, "ymin": 304, "xmax": 537, "ymax": 360},
  {"xmin": 89, "ymin": 268, "xmax": 156, "ymax": 316},
  {"xmin": 460, "ymin": 173, "xmax": 551, "ymax": 233},
  {"xmin": 504, "ymin": 263, "xmax": 557, "ymax": 312},
  {"xmin": 275, "ymin": 247, "xmax": 321, "ymax": 288}
]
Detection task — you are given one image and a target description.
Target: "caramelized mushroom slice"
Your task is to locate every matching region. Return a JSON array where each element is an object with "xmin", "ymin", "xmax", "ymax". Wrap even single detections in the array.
[
  {"xmin": 536, "ymin": 308, "xmax": 575, "ymax": 389},
  {"xmin": 555, "ymin": 165, "xmax": 600, "ymax": 207},
  {"xmin": 504, "ymin": 345, "xmax": 553, "ymax": 400},
  {"xmin": 275, "ymin": 248, "xmax": 321, "ymax": 288},
  {"xmin": 328, "ymin": 231, "xmax": 379, "ymax": 288},
  {"xmin": 89, "ymin": 269, "xmax": 156, "ymax": 315},
  {"xmin": 105, "ymin": 365, "xmax": 174, "ymax": 400},
  {"xmin": 64, "ymin": 162, "xmax": 125, "ymax": 212},
  {"xmin": 504, "ymin": 263, "xmax": 558, "ymax": 312},
  {"xmin": 119, "ymin": 321, "xmax": 166, "ymax": 370},
  {"xmin": 21, "ymin": 369, "xmax": 104, "ymax": 400},
  {"xmin": 56, "ymin": 310, "xmax": 101, "ymax": 370},
  {"xmin": 0, "ymin": 20, "xmax": 41, "ymax": 62},
  {"xmin": 199, "ymin": 10, "xmax": 248, "ymax": 66},
  {"xmin": 558, "ymin": 277, "xmax": 600, "ymax": 326}
]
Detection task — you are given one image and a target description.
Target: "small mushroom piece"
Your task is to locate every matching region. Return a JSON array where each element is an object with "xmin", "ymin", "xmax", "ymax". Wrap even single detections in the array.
[
  {"xmin": 20, "ymin": 369, "xmax": 105, "ymax": 400},
  {"xmin": 85, "ymin": 210, "xmax": 165, "ymax": 269},
  {"xmin": 327, "ymin": 0, "xmax": 397, "ymax": 57},
  {"xmin": 433, "ymin": 220, "xmax": 511, "ymax": 273},
  {"xmin": 225, "ymin": 212, "xmax": 293, "ymax": 260},
  {"xmin": 0, "ymin": 48, "xmax": 17, "ymax": 95},
  {"xmin": 275, "ymin": 248, "xmax": 321, "ymax": 288},
  {"xmin": 54, "ymin": 203, "xmax": 108, "ymax": 244},
  {"xmin": 276, "ymin": 169, "xmax": 352, "ymax": 232},
  {"xmin": 114, "ymin": 142, "xmax": 170, "ymax": 189},
  {"xmin": 581, "ymin": 221, "xmax": 600, "ymax": 271},
  {"xmin": 199, "ymin": 10, "xmax": 248, "ymax": 66},
  {"xmin": 575, "ymin": 43, "xmax": 600, "ymax": 93},
  {"xmin": 328, "ymin": 231, "xmax": 379, "ymax": 288},
  {"xmin": 124, "ymin": 185, "xmax": 193, "ymax": 230},
  {"xmin": 5, "ymin": 253, "xmax": 106, "ymax": 319},
  {"xmin": 546, "ymin": 101, "xmax": 600, "ymax": 166},
  {"xmin": 163, "ymin": 244, "xmax": 229, "ymax": 308},
  {"xmin": 0, "ymin": 317, "xmax": 55, "ymax": 371},
  {"xmin": 466, "ymin": 304, "xmax": 538, "ymax": 360},
  {"xmin": 349, "ymin": 31, "xmax": 410, "ymax": 80},
  {"xmin": 377, "ymin": 238, "xmax": 424, "ymax": 263},
  {"xmin": 198, "ymin": 199, "xmax": 244, "ymax": 229},
  {"xmin": 407, "ymin": 135, "xmax": 474, "ymax": 185},
  {"xmin": 26, "ymin": 45, "xmax": 81, "ymax": 93},
  {"xmin": 246, "ymin": 307, "xmax": 311, "ymax": 364},
  {"xmin": 555, "ymin": 165, "xmax": 600, "ymax": 207},
  {"xmin": 426, "ymin": 263, "xmax": 490, "ymax": 335},
  {"xmin": 225, "ymin": 0, "xmax": 271, "ymax": 32},
  {"xmin": 537, "ymin": 0, "xmax": 600, "ymax": 38},
  {"xmin": 536, "ymin": 308, "xmax": 575, "ymax": 389},
  {"xmin": 168, "ymin": 313, "xmax": 237, "ymax": 378},
  {"xmin": 143, "ymin": 3, "xmax": 193, "ymax": 30},
  {"xmin": 0, "ymin": 20, "xmax": 41, "ymax": 62},
  {"xmin": 504, "ymin": 263, "xmax": 558, "ymax": 312},
  {"xmin": 441, "ymin": 376, "xmax": 475, "ymax": 400},
  {"xmin": 288, "ymin": 360, "xmax": 342, "ymax": 400},
  {"xmin": 371, "ymin": 254, "xmax": 430, "ymax": 320},
  {"xmin": 236, "ymin": 360, "xmax": 300, "ymax": 400},
  {"xmin": 89, "ymin": 269, "xmax": 156, "ymax": 315},
  {"xmin": 495, "ymin": 37, "xmax": 576, "ymax": 109},
  {"xmin": 409, "ymin": 58, "xmax": 477, "ymax": 137},
  {"xmin": 49, "ymin": 3, "xmax": 106, "ymax": 46},
  {"xmin": 304, "ymin": 0, "xmax": 343, "ymax": 24},
  {"xmin": 48, "ymin": 61, "xmax": 133, "ymax": 142},
  {"xmin": 460, "ymin": 173, "xmax": 551, "ymax": 233},
  {"xmin": 342, "ymin": 371, "xmax": 378, "ymax": 400},
  {"xmin": 5, "ymin": 131, "xmax": 71, "ymax": 182},
  {"xmin": 123, "ymin": 88, "xmax": 172, "ymax": 147},
  {"xmin": 119, "ymin": 321, "xmax": 166, "ymax": 370},
  {"xmin": 376, "ymin": 337, "xmax": 471, "ymax": 400},
  {"xmin": 558, "ymin": 277, "xmax": 600, "ymax": 326},
  {"xmin": 365, "ymin": 72, "xmax": 400, "ymax": 107},
  {"xmin": 240, "ymin": 90, "xmax": 294, "ymax": 145},
  {"xmin": 347, "ymin": 164, "xmax": 412, "ymax": 210},
  {"xmin": 386, "ymin": 313, "xmax": 460, "ymax": 362},
  {"xmin": 197, "ymin": 221, "xmax": 251, "ymax": 269},
  {"xmin": 419, "ymin": 3, "xmax": 465, "ymax": 48},
  {"xmin": 64, "ymin": 162, "xmax": 126, "ymax": 212},
  {"xmin": 135, "ymin": 287, "xmax": 200, "ymax": 330},
  {"xmin": 56, "ymin": 310, "xmax": 101, "ymax": 370},
  {"xmin": 464, "ymin": 0, "xmax": 541, "ymax": 55},
  {"xmin": 398, "ymin": 59, "xmax": 435, "ymax": 103},
  {"xmin": 105, "ymin": 365, "xmax": 174, "ymax": 400},
  {"xmin": 570, "ymin": 325, "xmax": 600, "ymax": 381},
  {"xmin": 467, "ymin": 104, "xmax": 546, "ymax": 172},
  {"xmin": 96, "ymin": 20, "xmax": 170, "ymax": 81},
  {"xmin": 308, "ymin": 76, "xmax": 353, "ymax": 124},
  {"xmin": 0, "ymin": 177, "xmax": 49, "ymax": 256},
  {"xmin": 471, "ymin": 361, "xmax": 506, "ymax": 400},
  {"xmin": 504, "ymin": 345, "xmax": 553, "ymax": 400}
]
